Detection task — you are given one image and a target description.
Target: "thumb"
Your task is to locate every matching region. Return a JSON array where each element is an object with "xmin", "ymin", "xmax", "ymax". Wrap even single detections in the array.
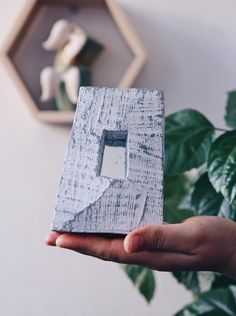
[{"xmin": 124, "ymin": 222, "xmax": 196, "ymax": 254}]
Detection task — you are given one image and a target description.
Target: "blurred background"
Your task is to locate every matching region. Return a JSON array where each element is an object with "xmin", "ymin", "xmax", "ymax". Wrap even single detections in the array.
[{"xmin": 0, "ymin": 0, "xmax": 235, "ymax": 315}]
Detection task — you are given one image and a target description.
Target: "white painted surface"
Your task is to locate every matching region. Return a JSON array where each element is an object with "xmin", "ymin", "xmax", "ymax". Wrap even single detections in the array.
[{"xmin": 0, "ymin": 0, "xmax": 234, "ymax": 314}]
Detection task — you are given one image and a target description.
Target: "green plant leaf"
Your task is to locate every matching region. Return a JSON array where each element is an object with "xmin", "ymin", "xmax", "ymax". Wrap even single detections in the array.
[
  {"xmin": 175, "ymin": 285, "xmax": 236, "ymax": 316},
  {"xmin": 211, "ymin": 274, "xmax": 236, "ymax": 290},
  {"xmin": 164, "ymin": 174, "xmax": 190, "ymax": 211},
  {"xmin": 173, "ymin": 271, "xmax": 236, "ymax": 300},
  {"xmin": 208, "ymin": 131, "xmax": 236, "ymax": 210},
  {"xmin": 138, "ymin": 269, "xmax": 155, "ymax": 303},
  {"xmin": 123, "ymin": 265, "xmax": 155, "ymax": 303},
  {"xmin": 164, "ymin": 174, "xmax": 195, "ymax": 223},
  {"xmin": 164, "ymin": 208, "xmax": 195, "ymax": 224},
  {"xmin": 165, "ymin": 109, "xmax": 215, "ymax": 175},
  {"xmin": 191, "ymin": 172, "xmax": 236, "ymax": 220},
  {"xmin": 173, "ymin": 271, "xmax": 226, "ymax": 295},
  {"xmin": 172, "ymin": 271, "xmax": 200, "ymax": 294},
  {"xmin": 219, "ymin": 200, "xmax": 236, "ymax": 221},
  {"xmin": 225, "ymin": 90, "xmax": 236, "ymax": 129},
  {"xmin": 191, "ymin": 173, "xmax": 224, "ymax": 216}
]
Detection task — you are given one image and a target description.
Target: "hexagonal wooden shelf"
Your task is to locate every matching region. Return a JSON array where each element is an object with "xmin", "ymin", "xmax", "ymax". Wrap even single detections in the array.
[{"xmin": 1, "ymin": 0, "xmax": 147, "ymax": 124}]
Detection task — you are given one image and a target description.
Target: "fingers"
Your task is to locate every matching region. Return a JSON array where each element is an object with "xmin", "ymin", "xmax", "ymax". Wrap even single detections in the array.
[
  {"xmin": 124, "ymin": 220, "xmax": 200, "ymax": 254},
  {"xmin": 45, "ymin": 231, "xmax": 62, "ymax": 246},
  {"xmin": 44, "ymin": 216, "xmax": 236, "ymax": 274},
  {"xmin": 53, "ymin": 233, "xmax": 197, "ymax": 271},
  {"xmin": 55, "ymin": 233, "xmax": 138, "ymax": 263}
]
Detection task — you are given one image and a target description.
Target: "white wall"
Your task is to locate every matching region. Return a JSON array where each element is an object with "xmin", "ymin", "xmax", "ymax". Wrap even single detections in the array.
[{"xmin": 0, "ymin": 0, "xmax": 234, "ymax": 315}]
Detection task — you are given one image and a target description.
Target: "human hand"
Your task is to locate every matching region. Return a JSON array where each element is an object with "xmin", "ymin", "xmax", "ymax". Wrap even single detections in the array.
[{"xmin": 45, "ymin": 216, "xmax": 236, "ymax": 279}]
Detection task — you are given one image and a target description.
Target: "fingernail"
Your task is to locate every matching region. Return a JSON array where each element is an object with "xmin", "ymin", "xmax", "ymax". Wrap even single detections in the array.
[
  {"xmin": 124, "ymin": 235, "xmax": 143, "ymax": 253},
  {"xmin": 56, "ymin": 236, "xmax": 64, "ymax": 248}
]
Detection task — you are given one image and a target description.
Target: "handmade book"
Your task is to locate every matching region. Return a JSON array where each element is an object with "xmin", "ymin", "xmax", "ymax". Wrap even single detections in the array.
[{"xmin": 52, "ymin": 87, "xmax": 164, "ymax": 234}]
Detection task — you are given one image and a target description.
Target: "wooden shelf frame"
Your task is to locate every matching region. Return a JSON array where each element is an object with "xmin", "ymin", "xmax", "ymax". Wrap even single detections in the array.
[{"xmin": 1, "ymin": 0, "xmax": 147, "ymax": 124}]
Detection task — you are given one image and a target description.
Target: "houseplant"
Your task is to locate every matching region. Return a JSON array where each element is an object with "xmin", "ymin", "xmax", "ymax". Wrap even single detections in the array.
[{"xmin": 123, "ymin": 90, "xmax": 236, "ymax": 314}]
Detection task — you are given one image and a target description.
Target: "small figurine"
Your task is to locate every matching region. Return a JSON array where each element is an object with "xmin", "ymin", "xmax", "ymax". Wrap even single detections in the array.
[
  {"xmin": 40, "ymin": 19, "xmax": 103, "ymax": 111},
  {"xmin": 40, "ymin": 66, "xmax": 90, "ymax": 110}
]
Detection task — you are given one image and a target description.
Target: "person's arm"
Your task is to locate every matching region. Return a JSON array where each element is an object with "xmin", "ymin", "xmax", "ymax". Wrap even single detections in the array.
[{"xmin": 45, "ymin": 216, "xmax": 236, "ymax": 279}]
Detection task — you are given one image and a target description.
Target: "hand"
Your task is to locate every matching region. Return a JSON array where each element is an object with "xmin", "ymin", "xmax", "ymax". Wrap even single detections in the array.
[{"xmin": 45, "ymin": 216, "xmax": 236, "ymax": 279}]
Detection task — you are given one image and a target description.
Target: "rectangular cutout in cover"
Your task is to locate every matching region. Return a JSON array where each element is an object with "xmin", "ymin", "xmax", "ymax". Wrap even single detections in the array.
[{"xmin": 100, "ymin": 130, "xmax": 127, "ymax": 180}]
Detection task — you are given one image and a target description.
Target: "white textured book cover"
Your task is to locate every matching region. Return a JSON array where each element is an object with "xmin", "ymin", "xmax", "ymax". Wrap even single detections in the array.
[{"xmin": 52, "ymin": 87, "xmax": 164, "ymax": 234}]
